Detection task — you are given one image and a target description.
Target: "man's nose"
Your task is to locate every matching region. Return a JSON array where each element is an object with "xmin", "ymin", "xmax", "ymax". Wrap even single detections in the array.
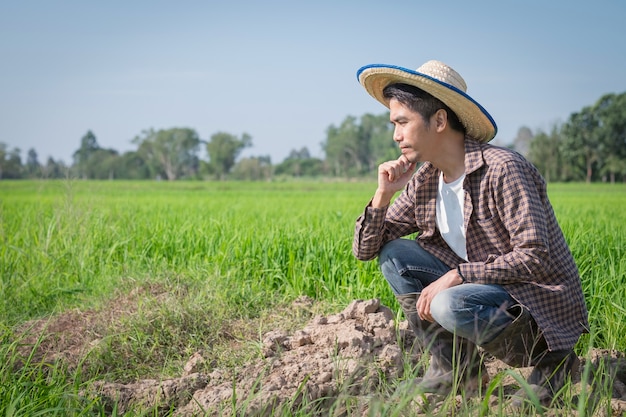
[{"xmin": 393, "ymin": 128, "xmax": 402, "ymax": 143}]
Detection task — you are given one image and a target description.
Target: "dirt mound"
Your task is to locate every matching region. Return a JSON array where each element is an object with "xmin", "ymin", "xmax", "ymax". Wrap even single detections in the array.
[
  {"xmin": 89, "ymin": 298, "xmax": 405, "ymax": 415},
  {"xmin": 13, "ymin": 295, "xmax": 626, "ymax": 416}
]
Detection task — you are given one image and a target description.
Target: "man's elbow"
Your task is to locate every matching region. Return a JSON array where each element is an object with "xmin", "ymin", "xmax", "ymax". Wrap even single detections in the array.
[{"xmin": 352, "ymin": 247, "xmax": 378, "ymax": 262}]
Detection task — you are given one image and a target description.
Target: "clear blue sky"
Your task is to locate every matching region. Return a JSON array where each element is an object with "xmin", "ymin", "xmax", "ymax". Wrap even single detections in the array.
[{"xmin": 1, "ymin": 0, "xmax": 624, "ymax": 165}]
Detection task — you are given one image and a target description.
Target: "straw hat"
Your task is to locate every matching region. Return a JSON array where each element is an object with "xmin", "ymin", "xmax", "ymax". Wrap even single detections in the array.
[{"xmin": 357, "ymin": 60, "xmax": 497, "ymax": 142}]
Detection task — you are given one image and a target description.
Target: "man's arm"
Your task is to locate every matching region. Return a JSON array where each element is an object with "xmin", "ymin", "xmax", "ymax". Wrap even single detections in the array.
[
  {"xmin": 417, "ymin": 268, "xmax": 464, "ymax": 322},
  {"xmin": 352, "ymin": 156, "xmax": 416, "ymax": 261},
  {"xmin": 372, "ymin": 156, "xmax": 415, "ymax": 207}
]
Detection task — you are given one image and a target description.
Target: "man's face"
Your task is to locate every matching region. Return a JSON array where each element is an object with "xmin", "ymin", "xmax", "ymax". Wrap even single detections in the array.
[{"xmin": 389, "ymin": 98, "xmax": 436, "ymax": 164}]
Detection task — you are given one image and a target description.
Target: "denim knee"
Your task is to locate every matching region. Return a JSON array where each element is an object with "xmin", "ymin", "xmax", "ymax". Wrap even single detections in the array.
[
  {"xmin": 378, "ymin": 239, "xmax": 447, "ymax": 295},
  {"xmin": 430, "ymin": 290, "xmax": 456, "ymax": 323},
  {"xmin": 430, "ymin": 284, "xmax": 516, "ymax": 343},
  {"xmin": 378, "ymin": 239, "xmax": 409, "ymax": 266}
]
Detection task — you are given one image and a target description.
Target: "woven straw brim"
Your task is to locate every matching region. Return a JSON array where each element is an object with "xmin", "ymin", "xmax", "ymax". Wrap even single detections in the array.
[{"xmin": 358, "ymin": 65, "xmax": 497, "ymax": 143}]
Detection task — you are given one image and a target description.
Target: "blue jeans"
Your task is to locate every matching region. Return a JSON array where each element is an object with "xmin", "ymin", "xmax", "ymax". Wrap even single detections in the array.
[{"xmin": 379, "ymin": 238, "xmax": 515, "ymax": 345}]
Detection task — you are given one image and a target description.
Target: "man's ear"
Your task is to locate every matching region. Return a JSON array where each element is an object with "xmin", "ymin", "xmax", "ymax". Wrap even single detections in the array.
[{"xmin": 434, "ymin": 109, "xmax": 448, "ymax": 132}]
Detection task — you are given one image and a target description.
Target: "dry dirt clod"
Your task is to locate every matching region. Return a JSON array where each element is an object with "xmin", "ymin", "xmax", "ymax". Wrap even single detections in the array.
[
  {"xmin": 183, "ymin": 352, "xmax": 206, "ymax": 376},
  {"xmin": 174, "ymin": 298, "xmax": 403, "ymax": 416}
]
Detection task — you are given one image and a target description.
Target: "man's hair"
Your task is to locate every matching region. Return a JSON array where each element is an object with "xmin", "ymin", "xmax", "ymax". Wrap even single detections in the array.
[{"xmin": 383, "ymin": 83, "xmax": 466, "ymax": 134}]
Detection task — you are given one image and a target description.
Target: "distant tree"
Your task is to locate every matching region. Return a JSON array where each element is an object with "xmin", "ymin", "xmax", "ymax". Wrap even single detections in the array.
[
  {"xmin": 198, "ymin": 159, "xmax": 215, "ymax": 179},
  {"xmin": 42, "ymin": 157, "xmax": 68, "ymax": 179},
  {"xmin": 560, "ymin": 107, "xmax": 601, "ymax": 183},
  {"xmin": 555, "ymin": 92, "xmax": 626, "ymax": 182},
  {"xmin": 275, "ymin": 147, "xmax": 325, "ymax": 177},
  {"xmin": 297, "ymin": 147, "xmax": 310, "ymax": 159},
  {"xmin": 512, "ymin": 126, "xmax": 533, "ymax": 157},
  {"xmin": 25, "ymin": 148, "xmax": 41, "ymax": 178},
  {"xmin": 133, "ymin": 128, "xmax": 201, "ymax": 180},
  {"xmin": 276, "ymin": 147, "xmax": 310, "ymax": 177},
  {"xmin": 115, "ymin": 151, "xmax": 151, "ymax": 179},
  {"xmin": 205, "ymin": 132, "xmax": 252, "ymax": 180},
  {"xmin": 323, "ymin": 116, "xmax": 362, "ymax": 176},
  {"xmin": 89, "ymin": 148, "xmax": 120, "ymax": 179},
  {"xmin": 0, "ymin": 142, "xmax": 7, "ymax": 179},
  {"xmin": 600, "ymin": 154, "xmax": 626, "ymax": 183},
  {"xmin": 595, "ymin": 92, "xmax": 626, "ymax": 182},
  {"xmin": 528, "ymin": 126, "xmax": 561, "ymax": 182},
  {"xmin": 232, "ymin": 155, "xmax": 272, "ymax": 181},
  {"xmin": 0, "ymin": 143, "xmax": 23, "ymax": 179},
  {"xmin": 596, "ymin": 93, "xmax": 626, "ymax": 155},
  {"xmin": 70, "ymin": 130, "xmax": 122, "ymax": 179},
  {"xmin": 322, "ymin": 113, "xmax": 392, "ymax": 176},
  {"xmin": 73, "ymin": 130, "xmax": 100, "ymax": 179},
  {"xmin": 287, "ymin": 147, "xmax": 311, "ymax": 160},
  {"xmin": 295, "ymin": 157, "xmax": 325, "ymax": 177},
  {"xmin": 360, "ymin": 112, "xmax": 394, "ymax": 169}
]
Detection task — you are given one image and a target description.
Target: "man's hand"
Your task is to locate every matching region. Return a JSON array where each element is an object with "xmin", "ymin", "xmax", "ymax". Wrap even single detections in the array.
[
  {"xmin": 417, "ymin": 268, "xmax": 464, "ymax": 322},
  {"xmin": 372, "ymin": 156, "xmax": 415, "ymax": 208}
]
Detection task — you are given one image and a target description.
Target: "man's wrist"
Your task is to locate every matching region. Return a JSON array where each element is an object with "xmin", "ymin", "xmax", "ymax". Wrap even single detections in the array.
[
  {"xmin": 371, "ymin": 189, "xmax": 394, "ymax": 208},
  {"xmin": 457, "ymin": 265, "xmax": 466, "ymax": 283}
]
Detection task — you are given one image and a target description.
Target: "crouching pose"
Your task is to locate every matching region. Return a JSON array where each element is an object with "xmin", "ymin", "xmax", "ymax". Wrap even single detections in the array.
[{"xmin": 352, "ymin": 59, "xmax": 588, "ymax": 406}]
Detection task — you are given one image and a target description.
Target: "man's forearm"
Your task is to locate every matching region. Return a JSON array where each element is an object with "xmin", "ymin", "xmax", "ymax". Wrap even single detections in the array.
[
  {"xmin": 352, "ymin": 203, "xmax": 388, "ymax": 261},
  {"xmin": 371, "ymin": 188, "xmax": 396, "ymax": 209}
]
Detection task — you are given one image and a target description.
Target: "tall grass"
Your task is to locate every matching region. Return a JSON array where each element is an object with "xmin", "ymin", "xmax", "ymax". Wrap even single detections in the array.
[
  {"xmin": 1, "ymin": 179, "xmax": 625, "ymax": 415},
  {"xmin": 549, "ymin": 183, "xmax": 626, "ymax": 353},
  {"xmin": 0, "ymin": 180, "xmax": 384, "ymax": 325}
]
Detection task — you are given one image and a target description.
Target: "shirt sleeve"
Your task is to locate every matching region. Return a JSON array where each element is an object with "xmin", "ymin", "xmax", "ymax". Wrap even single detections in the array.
[
  {"xmin": 458, "ymin": 160, "xmax": 552, "ymax": 284},
  {"xmin": 352, "ymin": 184, "xmax": 421, "ymax": 261},
  {"xmin": 352, "ymin": 203, "xmax": 388, "ymax": 261}
]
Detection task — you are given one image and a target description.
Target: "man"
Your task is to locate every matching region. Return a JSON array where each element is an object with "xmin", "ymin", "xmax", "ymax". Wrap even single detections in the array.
[{"xmin": 352, "ymin": 60, "xmax": 588, "ymax": 406}]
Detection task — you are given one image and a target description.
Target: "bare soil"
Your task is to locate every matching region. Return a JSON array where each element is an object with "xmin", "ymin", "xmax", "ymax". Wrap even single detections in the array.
[{"xmin": 14, "ymin": 292, "xmax": 626, "ymax": 416}]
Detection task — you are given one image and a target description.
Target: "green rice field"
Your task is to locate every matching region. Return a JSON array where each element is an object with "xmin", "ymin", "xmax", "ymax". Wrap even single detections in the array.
[{"xmin": 1, "ymin": 180, "xmax": 625, "ymax": 415}]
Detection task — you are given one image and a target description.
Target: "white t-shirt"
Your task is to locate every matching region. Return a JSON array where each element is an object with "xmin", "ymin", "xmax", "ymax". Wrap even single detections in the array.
[{"xmin": 436, "ymin": 171, "xmax": 467, "ymax": 261}]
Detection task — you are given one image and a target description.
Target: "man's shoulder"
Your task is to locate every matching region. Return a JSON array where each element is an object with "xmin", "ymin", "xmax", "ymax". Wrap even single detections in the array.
[
  {"xmin": 481, "ymin": 143, "xmax": 524, "ymax": 162},
  {"xmin": 475, "ymin": 142, "xmax": 544, "ymax": 186},
  {"xmin": 465, "ymin": 138, "xmax": 530, "ymax": 175},
  {"xmin": 473, "ymin": 142, "xmax": 531, "ymax": 170}
]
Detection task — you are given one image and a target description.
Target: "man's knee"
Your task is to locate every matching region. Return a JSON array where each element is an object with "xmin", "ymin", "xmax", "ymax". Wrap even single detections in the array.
[
  {"xmin": 379, "ymin": 238, "xmax": 412, "ymax": 261},
  {"xmin": 430, "ymin": 290, "xmax": 456, "ymax": 323},
  {"xmin": 379, "ymin": 239, "xmax": 415, "ymax": 276}
]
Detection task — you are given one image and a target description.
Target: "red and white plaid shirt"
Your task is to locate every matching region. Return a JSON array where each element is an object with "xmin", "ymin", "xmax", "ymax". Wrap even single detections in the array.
[{"xmin": 353, "ymin": 138, "xmax": 589, "ymax": 351}]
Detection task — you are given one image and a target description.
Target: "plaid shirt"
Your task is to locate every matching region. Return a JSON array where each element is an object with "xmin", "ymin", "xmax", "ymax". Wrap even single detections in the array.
[{"xmin": 353, "ymin": 138, "xmax": 589, "ymax": 351}]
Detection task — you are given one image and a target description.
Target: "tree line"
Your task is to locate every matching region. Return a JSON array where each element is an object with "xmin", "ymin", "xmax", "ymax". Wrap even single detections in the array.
[{"xmin": 2, "ymin": 92, "xmax": 625, "ymax": 182}]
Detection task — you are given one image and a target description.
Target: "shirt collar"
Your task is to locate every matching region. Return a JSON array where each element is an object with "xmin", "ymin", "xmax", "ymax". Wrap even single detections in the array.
[{"xmin": 464, "ymin": 137, "xmax": 485, "ymax": 175}]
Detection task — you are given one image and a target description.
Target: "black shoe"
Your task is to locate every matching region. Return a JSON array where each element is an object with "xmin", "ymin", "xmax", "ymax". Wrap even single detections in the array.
[
  {"xmin": 396, "ymin": 293, "xmax": 488, "ymax": 396},
  {"xmin": 511, "ymin": 349, "xmax": 580, "ymax": 407}
]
